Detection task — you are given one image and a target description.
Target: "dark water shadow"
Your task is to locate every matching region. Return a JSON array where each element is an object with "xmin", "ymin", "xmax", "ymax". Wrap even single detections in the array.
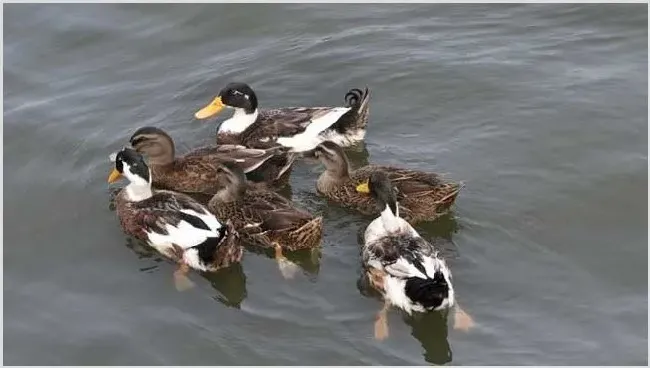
[
  {"xmin": 122, "ymin": 236, "xmax": 249, "ymax": 309},
  {"xmin": 357, "ymin": 272, "xmax": 453, "ymax": 365},
  {"xmin": 200, "ymin": 262, "xmax": 248, "ymax": 308},
  {"xmin": 414, "ymin": 212, "xmax": 461, "ymax": 240},
  {"xmin": 405, "ymin": 309, "xmax": 453, "ymax": 365},
  {"xmin": 242, "ymin": 240, "xmax": 322, "ymax": 281}
]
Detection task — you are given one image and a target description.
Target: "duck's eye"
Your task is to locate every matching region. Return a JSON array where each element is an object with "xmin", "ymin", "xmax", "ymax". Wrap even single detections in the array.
[{"xmin": 232, "ymin": 90, "xmax": 248, "ymax": 99}]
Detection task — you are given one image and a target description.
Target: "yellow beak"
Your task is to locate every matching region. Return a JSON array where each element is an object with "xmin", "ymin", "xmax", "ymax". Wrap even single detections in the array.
[
  {"xmin": 108, "ymin": 168, "xmax": 123, "ymax": 184},
  {"xmin": 195, "ymin": 96, "xmax": 225, "ymax": 119},
  {"xmin": 356, "ymin": 181, "xmax": 370, "ymax": 194}
]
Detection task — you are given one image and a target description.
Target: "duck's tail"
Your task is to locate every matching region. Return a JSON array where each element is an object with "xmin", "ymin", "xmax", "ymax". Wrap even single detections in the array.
[
  {"xmin": 245, "ymin": 148, "xmax": 296, "ymax": 189},
  {"xmin": 196, "ymin": 221, "xmax": 243, "ymax": 271},
  {"xmin": 293, "ymin": 216, "xmax": 324, "ymax": 249},
  {"xmin": 404, "ymin": 270, "xmax": 451, "ymax": 311},
  {"xmin": 334, "ymin": 86, "xmax": 371, "ymax": 133},
  {"xmin": 276, "ymin": 216, "xmax": 324, "ymax": 251},
  {"xmin": 434, "ymin": 181, "xmax": 465, "ymax": 213}
]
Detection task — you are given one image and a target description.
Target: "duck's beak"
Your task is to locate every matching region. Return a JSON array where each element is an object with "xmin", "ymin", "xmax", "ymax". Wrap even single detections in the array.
[
  {"xmin": 195, "ymin": 96, "xmax": 225, "ymax": 119},
  {"xmin": 108, "ymin": 168, "xmax": 123, "ymax": 184},
  {"xmin": 356, "ymin": 181, "xmax": 370, "ymax": 194}
]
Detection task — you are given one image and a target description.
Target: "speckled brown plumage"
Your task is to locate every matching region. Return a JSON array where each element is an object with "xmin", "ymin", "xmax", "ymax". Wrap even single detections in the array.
[
  {"xmin": 314, "ymin": 142, "xmax": 462, "ymax": 224},
  {"xmin": 206, "ymin": 162, "xmax": 323, "ymax": 252},
  {"xmin": 209, "ymin": 189, "xmax": 323, "ymax": 251},
  {"xmin": 129, "ymin": 126, "xmax": 289, "ymax": 193}
]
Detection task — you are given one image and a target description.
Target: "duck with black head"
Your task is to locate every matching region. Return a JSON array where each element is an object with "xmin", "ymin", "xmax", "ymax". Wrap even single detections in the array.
[
  {"xmin": 108, "ymin": 147, "xmax": 243, "ymax": 291},
  {"xmin": 194, "ymin": 82, "xmax": 371, "ymax": 153},
  {"xmin": 358, "ymin": 171, "xmax": 474, "ymax": 340}
]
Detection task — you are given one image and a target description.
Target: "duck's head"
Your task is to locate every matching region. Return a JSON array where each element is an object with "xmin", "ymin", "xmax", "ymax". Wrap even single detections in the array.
[
  {"xmin": 313, "ymin": 141, "xmax": 350, "ymax": 178},
  {"xmin": 129, "ymin": 126, "xmax": 175, "ymax": 165},
  {"xmin": 108, "ymin": 147, "xmax": 152, "ymax": 187},
  {"xmin": 195, "ymin": 82, "xmax": 258, "ymax": 119},
  {"xmin": 211, "ymin": 160, "xmax": 248, "ymax": 203},
  {"xmin": 356, "ymin": 171, "xmax": 398, "ymax": 216}
]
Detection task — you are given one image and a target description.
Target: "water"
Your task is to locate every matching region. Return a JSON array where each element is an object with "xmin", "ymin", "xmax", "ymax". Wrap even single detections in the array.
[{"xmin": 3, "ymin": 4, "xmax": 647, "ymax": 365}]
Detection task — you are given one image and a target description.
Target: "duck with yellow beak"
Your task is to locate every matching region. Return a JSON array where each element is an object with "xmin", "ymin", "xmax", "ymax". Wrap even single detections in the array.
[
  {"xmin": 194, "ymin": 82, "xmax": 371, "ymax": 153},
  {"xmin": 312, "ymin": 141, "xmax": 463, "ymax": 224},
  {"xmin": 108, "ymin": 147, "xmax": 243, "ymax": 291}
]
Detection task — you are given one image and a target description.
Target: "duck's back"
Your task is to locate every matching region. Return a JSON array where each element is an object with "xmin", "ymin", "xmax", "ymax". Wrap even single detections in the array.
[{"xmin": 352, "ymin": 165, "xmax": 460, "ymax": 223}]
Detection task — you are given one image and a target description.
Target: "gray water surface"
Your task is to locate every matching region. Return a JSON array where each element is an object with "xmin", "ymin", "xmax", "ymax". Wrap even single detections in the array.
[{"xmin": 4, "ymin": 4, "xmax": 648, "ymax": 365}]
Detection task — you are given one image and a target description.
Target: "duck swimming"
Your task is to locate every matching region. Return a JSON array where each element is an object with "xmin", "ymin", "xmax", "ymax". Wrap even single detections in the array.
[
  {"xmin": 358, "ymin": 171, "xmax": 473, "ymax": 340},
  {"xmin": 108, "ymin": 147, "xmax": 243, "ymax": 290},
  {"xmin": 129, "ymin": 126, "xmax": 294, "ymax": 193},
  {"xmin": 194, "ymin": 82, "xmax": 370, "ymax": 152},
  {"xmin": 313, "ymin": 141, "xmax": 462, "ymax": 224},
  {"xmin": 206, "ymin": 161, "xmax": 324, "ymax": 279}
]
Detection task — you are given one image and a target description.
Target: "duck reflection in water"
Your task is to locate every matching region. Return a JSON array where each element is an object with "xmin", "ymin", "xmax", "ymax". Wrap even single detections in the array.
[
  {"xmin": 358, "ymin": 271, "xmax": 454, "ymax": 365},
  {"xmin": 123, "ymin": 237, "xmax": 249, "ymax": 308}
]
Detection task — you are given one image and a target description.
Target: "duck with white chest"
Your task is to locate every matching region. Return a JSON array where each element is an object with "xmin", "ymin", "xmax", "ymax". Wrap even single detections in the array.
[
  {"xmin": 194, "ymin": 82, "xmax": 371, "ymax": 152},
  {"xmin": 108, "ymin": 147, "xmax": 243, "ymax": 291},
  {"xmin": 359, "ymin": 171, "xmax": 474, "ymax": 340}
]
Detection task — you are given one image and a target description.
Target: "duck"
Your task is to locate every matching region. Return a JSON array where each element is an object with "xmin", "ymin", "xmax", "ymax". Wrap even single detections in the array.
[
  {"xmin": 129, "ymin": 126, "xmax": 296, "ymax": 193},
  {"xmin": 206, "ymin": 161, "xmax": 323, "ymax": 279},
  {"xmin": 313, "ymin": 141, "xmax": 462, "ymax": 224},
  {"xmin": 108, "ymin": 147, "xmax": 243, "ymax": 291},
  {"xmin": 194, "ymin": 82, "xmax": 371, "ymax": 152},
  {"xmin": 358, "ymin": 171, "xmax": 474, "ymax": 340}
]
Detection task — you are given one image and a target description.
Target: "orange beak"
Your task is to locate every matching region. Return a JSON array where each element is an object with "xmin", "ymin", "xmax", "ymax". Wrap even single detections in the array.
[
  {"xmin": 195, "ymin": 96, "xmax": 225, "ymax": 119},
  {"xmin": 108, "ymin": 168, "xmax": 123, "ymax": 184}
]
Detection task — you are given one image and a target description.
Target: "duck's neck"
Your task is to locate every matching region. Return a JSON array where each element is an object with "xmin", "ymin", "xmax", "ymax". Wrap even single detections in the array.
[
  {"xmin": 125, "ymin": 183, "xmax": 153, "ymax": 202},
  {"xmin": 379, "ymin": 203, "xmax": 401, "ymax": 233},
  {"xmin": 209, "ymin": 181, "xmax": 246, "ymax": 207},
  {"xmin": 317, "ymin": 170, "xmax": 348, "ymax": 194},
  {"xmin": 219, "ymin": 108, "xmax": 259, "ymax": 134},
  {"xmin": 318, "ymin": 154, "xmax": 351, "ymax": 189}
]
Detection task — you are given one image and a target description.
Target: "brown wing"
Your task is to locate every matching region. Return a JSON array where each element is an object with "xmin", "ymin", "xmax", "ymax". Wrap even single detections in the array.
[
  {"xmin": 346, "ymin": 165, "xmax": 461, "ymax": 222},
  {"xmin": 184, "ymin": 144, "xmax": 282, "ymax": 174},
  {"xmin": 354, "ymin": 165, "xmax": 445, "ymax": 199},
  {"xmin": 240, "ymin": 191, "xmax": 314, "ymax": 233},
  {"xmin": 240, "ymin": 107, "xmax": 340, "ymax": 148},
  {"xmin": 151, "ymin": 157, "xmax": 221, "ymax": 195}
]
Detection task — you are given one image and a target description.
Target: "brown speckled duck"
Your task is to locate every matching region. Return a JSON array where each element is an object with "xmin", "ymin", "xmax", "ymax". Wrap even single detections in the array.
[
  {"xmin": 129, "ymin": 126, "xmax": 294, "ymax": 193},
  {"xmin": 194, "ymin": 82, "xmax": 371, "ymax": 153},
  {"xmin": 206, "ymin": 161, "xmax": 323, "ymax": 279},
  {"xmin": 108, "ymin": 147, "xmax": 243, "ymax": 291},
  {"xmin": 313, "ymin": 141, "xmax": 462, "ymax": 224}
]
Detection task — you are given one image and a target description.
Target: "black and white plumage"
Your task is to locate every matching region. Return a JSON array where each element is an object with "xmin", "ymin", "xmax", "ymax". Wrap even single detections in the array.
[
  {"xmin": 363, "ymin": 234, "xmax": 454, "ymax": 314},
  {"xmin": 194, "ymin": 82, "xmax": 371, "ymax": 152},
  {"xmin": 108, "ymin": 147, "xmax": 243, "ymax": 274},
  {"xmin": 361, "ymin": 171, "xmax": 455, "ymax": 315}
]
